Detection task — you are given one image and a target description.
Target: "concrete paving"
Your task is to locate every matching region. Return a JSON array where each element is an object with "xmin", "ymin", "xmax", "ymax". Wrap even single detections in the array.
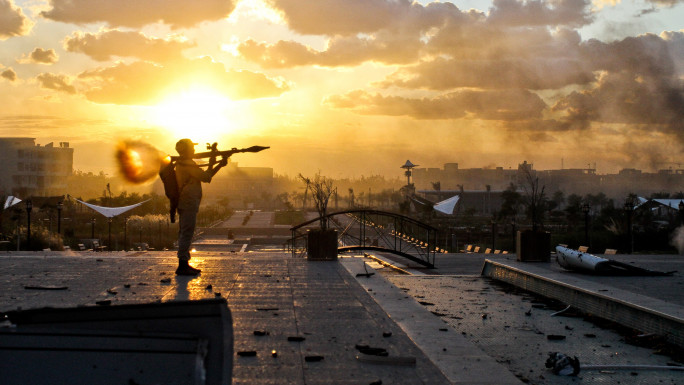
[
  {"xmin": 4, "ymin": 248, "xmax": 683, "ymax": 384},
  {"xmin": 0, "ymin": 251, "xmax": 461, "ymax": 384},
  {"xmin": 361, "ymin": 250, "xmax": 684, "ymax": 384}
]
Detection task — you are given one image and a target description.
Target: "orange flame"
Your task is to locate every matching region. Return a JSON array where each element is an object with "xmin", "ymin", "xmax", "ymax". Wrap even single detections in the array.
[{"xmin": 115, "ymin": 140, "xmax": 165, "ymax": 183}]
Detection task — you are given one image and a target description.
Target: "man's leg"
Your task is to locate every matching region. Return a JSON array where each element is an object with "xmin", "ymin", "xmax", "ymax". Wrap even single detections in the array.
[{"xmin": 176, "ymin": 208, "xmax": 200, "ymax": 275}]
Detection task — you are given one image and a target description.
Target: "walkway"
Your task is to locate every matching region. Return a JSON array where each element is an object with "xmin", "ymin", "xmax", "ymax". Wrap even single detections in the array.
[{"xmin": 0, "ymin": 251, "xmax": 517, "ymax": 384}]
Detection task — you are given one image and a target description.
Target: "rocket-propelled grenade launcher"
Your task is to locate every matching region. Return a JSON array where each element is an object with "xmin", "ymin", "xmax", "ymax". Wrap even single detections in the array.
[
  {"xmin": 170, "ymin": 143, "xmax": 270, "ymax": 167},
  {"xmin": 160, "ymin": 142, "xmax": 269, "ymax": 223}
]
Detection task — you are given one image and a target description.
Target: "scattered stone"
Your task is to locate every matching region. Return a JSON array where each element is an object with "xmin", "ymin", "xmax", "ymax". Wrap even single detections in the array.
[
  {"xmin": 160, "ymin": 278, "xmax": 171, "ymax": 284},
  {"xmin": 382, "ymin": 332, "xmax": 392, "ymax": 338},
  {"xmin": 584, "ymin": 333, "xmax": 597, "ymax": 338},
  {"xmin": 369, "ymin": 380, "xmax": 382, "ymax": 385},
  {"xmin": 214, "ymin": 292, "xmax": 221, "ymax": 297},
  {"xmin": 355, "ymin": 345, "xmax": 388, "ymax": 356},
  {"xmin": 95, "ymin": 300, "xmax": 111, "ymax": 306},
  {"xmin": 439, "ymin": 328, "xmax": 448, "ymax": 332},
  {"xmin": 304, "ymin": 355, "xmax": 324, "ymax": 362},
  {"xmin": 205, "ymin": 284, "xmax": 212, "ymax": 290},
  {"xmin": 237, "ymin": 351, "xmax": 256, "ymax": 357},
  {"xmin": 253, "ymin": 330, "xmax": 269, "ymax": 336},
  {"xmin": 257, "ymin": 308, "xmax": 279, "ymax": 311},
  {"xmin": 106, "ymin": 288, "xmax": 118, "ymax": 295},
  {"xmin": 288, "ymin": 336, "xmax": 305, "ymax": 342},
  {"xmin": 123, "ymin": 284, "xmax": 131, "ymax": 289},
  {"xmin": 271, "ymin": 350, "xmax": 277, "ymax": 357},
  {"xmin": 547, "ymin": 335, "xmax": 566, "ymax": 341},
  {"xmin": 418, "ymin": 301, "xmax": 434, "ymax": 306}
]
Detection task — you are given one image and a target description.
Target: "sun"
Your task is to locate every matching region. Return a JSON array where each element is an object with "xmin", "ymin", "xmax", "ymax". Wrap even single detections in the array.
[{"xmin": 150, "ymin": 86, "xmax": 236, "ymax": 142}]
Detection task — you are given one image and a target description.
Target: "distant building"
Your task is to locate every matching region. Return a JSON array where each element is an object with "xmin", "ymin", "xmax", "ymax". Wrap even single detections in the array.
[
  {"xmin": 197, "ymin": 160, "xmax": 274, "ymax": 209},
  {"xmin": 0, "ymin": 138, "xmax": 73, "ymax": 197},
  {"xmin": 413, "ymin": 160, "xmax": 684, "ymax": 201}
]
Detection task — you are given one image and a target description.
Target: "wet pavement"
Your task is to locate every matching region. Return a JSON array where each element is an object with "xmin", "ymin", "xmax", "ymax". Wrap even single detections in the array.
[
  {"xmin": 0, "ymin": 251, "xmax": 510, "ymax": 385},
  {"xmin": 2, "ymin": 249, "xmax": 684, "ymax": 384}
]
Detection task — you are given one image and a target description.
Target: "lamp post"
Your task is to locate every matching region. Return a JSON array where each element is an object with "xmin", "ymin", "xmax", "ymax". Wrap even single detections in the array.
[
  {"xmin": 56, "ymin": 201, "xmax": 63, "ymax": 235},
  {"xmin": 123, "ymin": 217, "xmax": 128, "ymax": 252},
  {"xmin": 624, "ymin": 199, "xmax": 634, "ymax": 254},
  {"xmin": 108, "ymin": 217, "xmax": 112, "ymax": 251},
  {"xmin": 491, "ymin": 220, "xmax": 496, "ymax": 250},
  {"xmin": 581, "ymin": 203, "xmax": 590, "ymax": 246},
  {"xmin": 91, "ymin": 218, "xmax": 96, "ymax": 239},
  {"xmin": 25, "ymin": 200, "xmax": 32, "ymax": 250},
  {"xmin": 679, "ymin": 200, "xmax": 684, "ymax": 227}
]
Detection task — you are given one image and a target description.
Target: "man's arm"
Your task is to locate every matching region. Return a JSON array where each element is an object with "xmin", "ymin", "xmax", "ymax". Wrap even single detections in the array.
[{"xmin": 206, "ymin": 157, "xmax": 228, "ymax": 178}]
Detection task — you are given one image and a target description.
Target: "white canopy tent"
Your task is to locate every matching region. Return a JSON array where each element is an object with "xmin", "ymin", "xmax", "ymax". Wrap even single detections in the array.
[
  {"xmin": 4, "ymin": 196, "xmax": 22, "ymax": 209},
  {"xmin": 70, "ymin": 196, "xmax": 151, "ymax": 250},
  {"xmin": 433, "ymin": 195, "xmax": 460, "ymax": 215},
  {"xmin": 71, "ymin": 197, "xmax": 150, "ymax": 218}
]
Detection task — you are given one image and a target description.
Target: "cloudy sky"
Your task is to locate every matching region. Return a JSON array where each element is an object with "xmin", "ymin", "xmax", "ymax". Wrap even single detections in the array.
[{"xmin": 1, "ymin": 0, "xmax": 683, "ymax": 180}]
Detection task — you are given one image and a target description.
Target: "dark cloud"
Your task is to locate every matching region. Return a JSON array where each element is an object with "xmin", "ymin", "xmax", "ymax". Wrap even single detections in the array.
[
  {"xmin": 28, "ymin": 48, "xmax": 59, "ymax": 64},
  {"xmin": 266, "ymin": 0, "xmax": 412, "ymax": 36},
  {"xmin": 242, "ymin": 1, "xmax": 465, "ymax": 68},
  {"xmin": 324, "ymin": 89, "xmax": 546, "ymax": 120},
  {"xmin": 238, "ymin": 31, "xmax": 425, "ymax": 68},
  {"xmin": 487, "ymin": 0, "xmax": 593, "ymax": 27},
  {"xmin": 77, "ymin": 57, "xmax": 289, "ymax": 105},
  {"xmin": 378, "ymin": 56, "xmax": 594, "ymax": 90},
  {"xmin": 552, "ymin": 71, "xmax": 684, "ymax": 135},
  {"xmin": 64, "ymin": 30, "xmax": 195, "ymax": 62},
  {"xmin": 0, "ymin": 0, "xmax": 32, "ymax": 39},
  {"xmin": 41, "ymin": 0, "xmax": 238, "ymax": 29},
  {"xmin": 1, "ymin": 67, "xmax": 16, "ymax": 81},
  {"xmin": 245, "ymin": 1, "xmax": 595, "ymax": 70},
  {"xmin": 37, "ymin": 73, "xmax": 76, "ymax": 94}
]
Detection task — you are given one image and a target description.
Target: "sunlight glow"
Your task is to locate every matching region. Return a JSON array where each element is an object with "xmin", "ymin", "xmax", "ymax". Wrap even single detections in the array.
[{"xmin": 151, "ymin": 87, "xmax": 236, "ymax": 142}]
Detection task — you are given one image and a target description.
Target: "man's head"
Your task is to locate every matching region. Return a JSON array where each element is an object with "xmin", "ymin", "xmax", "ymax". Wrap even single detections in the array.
[{"xmin": 175, "ymin": 139, "xmax": 197, "ymax": 156}]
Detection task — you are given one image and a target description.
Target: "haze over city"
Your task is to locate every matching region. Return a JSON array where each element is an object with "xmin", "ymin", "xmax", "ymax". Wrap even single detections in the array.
[{"xmin": 1, "ymin": 0, "xmax": 683, "ymax": 180}]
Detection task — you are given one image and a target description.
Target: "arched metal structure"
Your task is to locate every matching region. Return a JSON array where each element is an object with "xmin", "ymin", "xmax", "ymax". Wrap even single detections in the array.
[{"xmin": 289, "ymin": 209, "xmax": 438, "ymax": 268}]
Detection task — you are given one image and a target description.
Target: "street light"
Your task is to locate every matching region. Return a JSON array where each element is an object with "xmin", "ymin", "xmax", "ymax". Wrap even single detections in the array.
[
  {"xmin": 25, "ymin": 200, "xmax": 32, "ymax": 250},
  {"xmin": 123, "ymin": 217, "xmax": 128, "ymax": 252},
  {"xmin": 108, "ymin": 217, "xmax": 112, "ymax": 251},
  {"xmin": 91, "ymin": 217, "xmax": 96, "ymax": 239},
  {"xmin": 581, "ymin": 203, "xmax": 590, "ymax": 246},
  {"xmin": 679, "ymin": 200, "xmax": 684, "ymax": 227},
  {"xmin": 624, "ymin": 199, "xmax": 634, "ymax": 254},
  {"xmin": 56, "ymin": 201, "xmax": 63, "ymax": 235}
]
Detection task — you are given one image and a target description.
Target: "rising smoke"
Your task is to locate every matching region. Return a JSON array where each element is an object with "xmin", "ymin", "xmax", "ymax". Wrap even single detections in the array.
[{"xmin": 670, "ymin": 226, "xmax": 684, "ymax": 255}]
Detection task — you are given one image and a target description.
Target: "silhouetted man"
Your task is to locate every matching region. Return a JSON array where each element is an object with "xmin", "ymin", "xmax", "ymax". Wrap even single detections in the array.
[{"xmin": 174, "ymin": 139, "xmax": 226, "ymax": 275}]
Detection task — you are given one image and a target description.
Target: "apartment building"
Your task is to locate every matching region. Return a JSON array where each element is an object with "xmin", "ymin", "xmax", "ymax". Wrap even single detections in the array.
[{"xmin": 0, "ymin": 138, "xmax": 73, "ymax": 197}]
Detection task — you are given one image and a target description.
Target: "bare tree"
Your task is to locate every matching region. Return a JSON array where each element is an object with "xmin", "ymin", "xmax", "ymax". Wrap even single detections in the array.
[
  {"xmin": 520, "ymin": 167, "xmax": 546, "ymax": 231},
  {"xmin": 299, "ymin": 173, "xmax": 335, "ymax": 230}
]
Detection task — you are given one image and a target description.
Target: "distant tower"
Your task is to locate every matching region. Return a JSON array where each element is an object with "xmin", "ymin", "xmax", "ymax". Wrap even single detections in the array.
[{"xmin": 401, "ymin": 160, "xmax": 418, "ymax": 186}]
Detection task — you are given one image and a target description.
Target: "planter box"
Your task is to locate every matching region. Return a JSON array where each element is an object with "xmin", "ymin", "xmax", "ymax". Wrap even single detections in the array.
[
  {"xmin": 516, "ymin": 230, "xmax": 550, "ymax": 262},
  {"xmin": 307, "ymin": 229, "xmax": 338, "ymax": 261}
]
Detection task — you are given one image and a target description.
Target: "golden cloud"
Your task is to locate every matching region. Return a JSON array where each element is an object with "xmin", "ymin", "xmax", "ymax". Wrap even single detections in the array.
[
  {"xmin": 64, "ymin": 30, "xmax": 195, "ymax": 62},
  {"xmin": 0, "ymin": 0, "xmax": 32, "ymax": 39},
  {"xmin": 77, "ymin": 57, "xmax": 289, "ymax": 105},
  {"xmin": 37, "ymin": 73, "xmax": 76, "ymax": 94},
  {"xmin": 41, "ymin": 0, "xmax": 238, "ymax": 29}
]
